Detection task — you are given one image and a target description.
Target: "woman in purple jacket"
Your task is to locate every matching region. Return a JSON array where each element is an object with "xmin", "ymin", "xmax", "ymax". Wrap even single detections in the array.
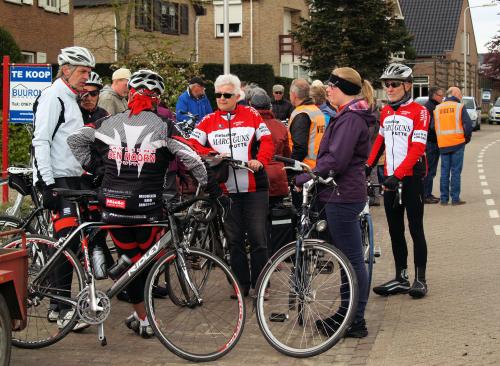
[{"xmin": 295, "ymin": 67, "xmax": 375, "ymax": 339}]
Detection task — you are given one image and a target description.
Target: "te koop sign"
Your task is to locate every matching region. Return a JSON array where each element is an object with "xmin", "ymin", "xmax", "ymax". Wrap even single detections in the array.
[{"xmin": 9, "ymin": 65, "xmax": 52, "ymax": 123}]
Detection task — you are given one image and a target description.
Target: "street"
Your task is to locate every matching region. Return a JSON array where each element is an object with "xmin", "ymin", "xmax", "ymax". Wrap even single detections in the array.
[{"xmin": 11, "ymin": 123, "xmax": 500, "ymax": 366}]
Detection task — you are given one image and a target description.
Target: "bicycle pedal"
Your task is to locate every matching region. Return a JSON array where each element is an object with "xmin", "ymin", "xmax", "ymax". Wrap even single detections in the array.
[
  {"xmin": 317, "ymin": 260, "xmax": 334, "ymax": 274},
  {"xmin": 269, "ymin": 313, "xmax": 288, "ymax": 322}
]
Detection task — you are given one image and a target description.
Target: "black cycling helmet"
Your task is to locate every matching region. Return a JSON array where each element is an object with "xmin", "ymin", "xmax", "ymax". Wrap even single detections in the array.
[
  {"xmin": 128, "ymin": 69, "xmax": 165, "ymax": 95},
  {"xmin": 380, "ymin": 63, "xmax": 413, "ymax": 82},
  {"xmin": 86, "ymin": 71, "xmax": 103, "ymax": 89}
]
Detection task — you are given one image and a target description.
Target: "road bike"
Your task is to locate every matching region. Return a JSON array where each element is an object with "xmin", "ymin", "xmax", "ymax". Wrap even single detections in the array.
[
  {"xmin": 3, "ymin": 189, "xmax": 246, "ymax": 362},
  {"xmin": 254, "ymin": 156, "xmax": 358, "ymax": 358}
]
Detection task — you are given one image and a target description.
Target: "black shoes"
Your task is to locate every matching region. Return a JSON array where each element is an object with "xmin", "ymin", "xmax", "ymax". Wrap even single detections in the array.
[
  {"xmin": 315, "ymin": 311, "xmax": 346, "ymax": 337},
  {"xmin": 373, "ymin": 271, "xmax": 410, "ymax": 296},
  {"xmin": 424, "ymin": 195, "xmax": 440, "ymax": 204},
  {"xmin": 409, "ymin": 279, "xmax": 428, "ymax": 298},
  {"xmin": 345, "ymin": 319, "xmax": 368, "ymax": 338}
]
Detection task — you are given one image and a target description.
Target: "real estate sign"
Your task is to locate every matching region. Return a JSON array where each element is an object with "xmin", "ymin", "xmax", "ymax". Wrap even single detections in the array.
[{"xmin": 9, "ymin": 65, "xmax": 52, "ymax": 123}]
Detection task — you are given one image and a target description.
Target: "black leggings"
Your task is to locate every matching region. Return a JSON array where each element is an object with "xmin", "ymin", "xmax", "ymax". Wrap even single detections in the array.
[{"xmin": 383, "ymin": 175, "xmax": 427, "ymax": 270}]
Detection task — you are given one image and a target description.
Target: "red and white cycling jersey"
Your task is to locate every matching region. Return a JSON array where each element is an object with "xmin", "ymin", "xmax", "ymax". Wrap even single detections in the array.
[
  {"xmin": 368, "ymin": 99, "xmax": 429, "ymax": 178},
  {"xmin": 189, "ymin": 104, "xmax": 274, "ymax": 193}
]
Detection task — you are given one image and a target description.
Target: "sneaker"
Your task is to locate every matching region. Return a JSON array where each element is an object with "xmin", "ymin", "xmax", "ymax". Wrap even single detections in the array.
[
  {"xmin": 125, "ymin": 313, "xmax": 154, "ymax": 339},
  {"xmin": 451, "ymin": 200, "xmax": 466, "ymax": 206},
  {"xmin": 373, "ymin": 277, "xmax": 410, "ymax": 296},
  {"xmin": 47, "ymin": 309, "xmax": 59, "ymax": 323},
  {"xmin": 315, "ymin": 310, "xmax": 346, "ymax": 337},
  {"xmin": 152, "ymin": 285, "xmax": 169, "ymax": 299},
  {"xmin": 57, "ymin": 310, "xmax": 90, "ymax": 332},
  {"xmin": 345, "ymin": 319, "xmax": 368, "ymax": 338},
  {"xmin": 409, "ymin": 279, "xmax": 428, "ymax": 298},
  {"xmin": 424, "ymin": 196, "xmax": 439, "ymax": 204}
]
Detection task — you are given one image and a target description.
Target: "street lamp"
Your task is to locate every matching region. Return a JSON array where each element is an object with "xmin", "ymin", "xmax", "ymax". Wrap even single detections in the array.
[{"xmin": 463, "ymin": 1, "xmax": 497, "ymax": 96}]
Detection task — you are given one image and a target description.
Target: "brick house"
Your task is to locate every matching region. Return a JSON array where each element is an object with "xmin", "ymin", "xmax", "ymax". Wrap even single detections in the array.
[
  {"xmin": 74, "ymin": 0, "xmax": 310, "ymax": 77},
  {"xmin": 400, "ymin": 0, "xmax": 480, "ymax": 100},
  {"xmin": 0, "ymin": 0, "xmax": 74, "ymax": 63}
]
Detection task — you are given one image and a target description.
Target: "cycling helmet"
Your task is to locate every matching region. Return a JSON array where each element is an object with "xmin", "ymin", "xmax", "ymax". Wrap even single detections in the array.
[
  {"xmin": 58, "ymin": 47, "xmax": 95, "ymax": 67},
  {"xmin": 128, "ymin": 69, "xmax": 165, "ymax": 94},
  {"xmin": 86, "ymin": 71, "xmax": 103, "ymax": 89},
  {"xmin": 380, "ymin": 63, "xmax": 413, "ymax": 82}
]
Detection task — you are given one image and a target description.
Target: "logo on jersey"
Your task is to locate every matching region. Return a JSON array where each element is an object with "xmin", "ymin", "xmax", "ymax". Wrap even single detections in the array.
[{"xmin": 105, "ymin": 198, "xmax": 126, "ymax": 209}]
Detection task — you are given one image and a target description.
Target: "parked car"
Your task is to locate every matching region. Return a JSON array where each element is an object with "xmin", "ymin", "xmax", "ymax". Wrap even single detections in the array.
[
  {"xmin": 414, "ymin": 96, "xmax": 429, "ymax": 106},
  {"xmin": 488, "ymin": 97, "xmax": 500, "ymax": 125},
  {"xmin": 462, "ymin": 96, "xmax": 481, "ymax": 131}
]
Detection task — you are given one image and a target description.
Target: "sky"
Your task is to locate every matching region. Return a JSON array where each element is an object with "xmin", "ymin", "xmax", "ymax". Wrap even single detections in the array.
[{"xmin": 469, "ymin": 0, "xmax": 500, "ymax": 53}]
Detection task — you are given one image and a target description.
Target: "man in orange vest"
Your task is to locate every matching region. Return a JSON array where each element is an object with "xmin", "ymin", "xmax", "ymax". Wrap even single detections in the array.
[{"xmin": 434, "ymin": 86, "xmax": 472, "ymax": 205}]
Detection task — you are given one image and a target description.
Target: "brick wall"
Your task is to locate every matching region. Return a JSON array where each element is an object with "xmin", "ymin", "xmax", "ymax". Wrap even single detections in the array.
[{"xmin": 0, "ymin": 0, "xmax": 73, "ymax": 63}]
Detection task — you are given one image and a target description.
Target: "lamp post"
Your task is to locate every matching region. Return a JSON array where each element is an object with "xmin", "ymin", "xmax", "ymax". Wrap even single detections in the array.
[
  {"xmin": 463, "ymin": 2, "xmax": 496, "ymax": 96},
  {"xmin": 223, "ymin": 0, "xmax": 230, "ymax": 74}
]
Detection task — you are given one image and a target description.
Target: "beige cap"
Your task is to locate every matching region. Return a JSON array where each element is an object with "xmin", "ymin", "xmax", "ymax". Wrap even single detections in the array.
[
  {"xmin": 112, "ymin": 68, "xmax": 131, "ymax": 81},
  {"xmin": 272, "ymin": 84, "xmax": 285, "ymax": 93}
]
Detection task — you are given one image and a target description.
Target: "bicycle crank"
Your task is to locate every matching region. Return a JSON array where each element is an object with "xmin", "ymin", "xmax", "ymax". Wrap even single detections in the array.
[{"xmin": 76, "ymin": 288, "xmax": 111, "ymax": 325}]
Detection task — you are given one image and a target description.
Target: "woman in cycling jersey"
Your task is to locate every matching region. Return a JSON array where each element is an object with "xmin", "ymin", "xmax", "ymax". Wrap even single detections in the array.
[
  {"xmin": 366, "ymin": 63, "xmax": 430, "ymax": 299},
  {"xmin": 189, "ymin": 74, "xmax": 274, "ymax": 297},
  {"xmin": 295, "ymin": 67, "xmax": 376, "ymax": 339}
]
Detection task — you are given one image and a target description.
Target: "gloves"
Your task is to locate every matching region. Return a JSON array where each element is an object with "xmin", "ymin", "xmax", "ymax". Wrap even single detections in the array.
[
  {"xmin": 42, "ymin": 184, "xmax": 58, "ymax": 210},
  {"xmin": 215, "ymin": 194, "xmax": 232, "ymax": 219},
  {"xmin": 365, "ymin": 165, "xmax": 373, "ymax": 177},
  {"xmin": 383, "ymin": 175, "xmax": 400, "ymax": 190}
]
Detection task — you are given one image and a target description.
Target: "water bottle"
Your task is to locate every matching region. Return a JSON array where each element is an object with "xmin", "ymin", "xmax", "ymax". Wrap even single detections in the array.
[
  {"xmin": 92, "ymin": 246, "xmax": 108, "ymax": 280},
  {"xmin": 107, "ymin": 255, "xmax": 132, "ymax": 280}
]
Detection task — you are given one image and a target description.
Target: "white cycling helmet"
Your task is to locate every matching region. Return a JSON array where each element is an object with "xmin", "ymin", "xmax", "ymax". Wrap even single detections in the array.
[
  {"xmin": 58, "ymin": 46, "xmax": 96, "ymax": 68},
  {"xmin": 128, "ymin": 69, "xmax": 165, "ymax": 94},
  {"xmin": 86, "ymin": 71, "xmax": 103, "ymax": 89},
  {"xmin": 380, "ymin": 63, "xmax": 413, "ymax": 82}
]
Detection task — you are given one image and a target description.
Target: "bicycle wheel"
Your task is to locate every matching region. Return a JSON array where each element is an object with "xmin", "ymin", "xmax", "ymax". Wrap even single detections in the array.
[
  {"xmin": 361, "ymin": 214, "xmax": 375, "ymax": 296},
  {"xmin": 255, "ymin": 240, "xmax": 358, "ymax": 358},
  {"xmin": 3, "ymin": 234, "xmax": 85, "ymax": 349},
  {"xmin": 0, "ymin": 293, "xmax": 11, "ymax": 366},
  {"xmin": 145, "ymin": 247, "xmax": 246, "ymax": 362},
  {"xmin": 0, "ymin": 215, "xmax": 36, "ymax": 246}
]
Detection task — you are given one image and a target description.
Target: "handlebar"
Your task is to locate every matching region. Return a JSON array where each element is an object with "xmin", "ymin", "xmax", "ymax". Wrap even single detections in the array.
[
  {"xmin": 203, "ymin": 155, "xmax": 256, "ymax": 173},
  {"xmin": 274, "ymin": 155, "xmax": 336, "ymax": 187},
  {"xmin": 7, "ymin": 167, "xmax": 33, "ymax": 175}
]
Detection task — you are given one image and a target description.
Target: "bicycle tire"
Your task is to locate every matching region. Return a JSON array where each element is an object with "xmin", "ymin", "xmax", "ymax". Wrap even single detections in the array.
[
  {"xmin": 3, "ymin": 234, "xmax": 85, "ymax": 349},
  {"xmin": 0, "ymin": 293, "xmax": 11, "ymax": 366},
  {"xmin": 0, "ymin": 215, "xmax": 36, "ymax": 246},
  {"xmin": 255, "ymin": 240, "xmax": 359, "ymax": 358},
  {"xmin": 145, "ymin": 247, "xmax": 246, "ymax": 362},
  {"xmin": 362, "ymin": 214, "xmax": 375, "ymax": 297}
]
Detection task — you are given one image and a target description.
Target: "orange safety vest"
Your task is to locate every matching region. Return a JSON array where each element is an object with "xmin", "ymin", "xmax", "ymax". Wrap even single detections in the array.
[
  {"xmin": 433, "ymin": 101, "xmax": 465, "ymax": 148},
  {"xmin": 288, "ymin": 104, "xmax": 326, "ymax": 168}
]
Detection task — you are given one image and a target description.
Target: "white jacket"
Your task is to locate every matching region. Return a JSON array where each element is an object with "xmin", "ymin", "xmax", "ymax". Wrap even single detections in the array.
[{"xmin": 32, "ymin": 78, "xmax": 84, "ymax": 186}]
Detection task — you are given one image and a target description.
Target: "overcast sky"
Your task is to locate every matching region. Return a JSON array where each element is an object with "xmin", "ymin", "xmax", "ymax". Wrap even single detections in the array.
[{"xmin": 469, "ymin": 0, "xmax": 500, "ymax": 53}]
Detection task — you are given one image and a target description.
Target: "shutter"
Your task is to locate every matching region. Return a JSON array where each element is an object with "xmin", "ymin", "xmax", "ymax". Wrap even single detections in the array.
[
  {"xmin": 180, "ymin": 3, "xmax": 188, "ymax": 34},
  {"xmin": 153, "ymin": 0, "xmax": 161, "ymax": 31},
  {"xmin": 144, "ymin": 0, "xmax": 153, "ymax": 32},
  {"xmin": 22, "ymin": 0, "xmax": 34, "ymax": 5},
  {"xmin": 60, "ymin": 0, "xmax": 69, "ymax": 14},
  {"xmin": 135, "ymin": 0, "xmax": 144, "ymax": 29}
]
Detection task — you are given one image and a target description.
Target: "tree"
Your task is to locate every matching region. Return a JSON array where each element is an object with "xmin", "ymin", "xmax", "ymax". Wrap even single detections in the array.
[
  {"xmin": 481, "ymin": 33, "xmax": 500, "ymax": 80},
  {"xmin": 292, "ymin": 0, "xmax": 415, "ymax": 82},
  {"xmin": 0, "ymin": 26, "xmax": 22, "ymax": 62}
]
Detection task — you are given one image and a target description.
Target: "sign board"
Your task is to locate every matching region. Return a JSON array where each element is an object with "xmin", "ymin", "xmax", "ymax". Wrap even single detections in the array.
[
  {"xmin": 482, "ymin": 90, "xmax": 492, "ymax": 103},
  {"xmin": 9, "ymin": 65, "xmax": 52, "ymax": 123}
]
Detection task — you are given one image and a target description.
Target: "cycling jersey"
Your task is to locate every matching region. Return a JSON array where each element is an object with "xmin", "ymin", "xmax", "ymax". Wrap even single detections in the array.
[
  {"xmin": 367, "ymin": 99, "xmax": 429, "ymax": 179},
  {"xmin": 32, "ymin": 78, "xmax": 85, "ymax": 186},
  {"xmin": 189, "ymin": 105, "xmax": 274, "ymax": 194},
  {"xmin": 67, "ymin": 110, "xmax": 208, "ymax": 214}
]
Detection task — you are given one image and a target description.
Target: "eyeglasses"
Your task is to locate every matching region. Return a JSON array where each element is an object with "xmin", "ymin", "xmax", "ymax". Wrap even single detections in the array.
[
  {"xmin": 215, "ymin": 92, "xmax": 235, "ymax": 99},
  {"xmin": 80, "ymin": 90, "xmax": 99, "ymax": 97},
  {"xmin": 273, "ymin": 91, "xmax": 283, "ymax": 95},
  {"xmin": 384, "ymin": 81, "xmax": 403, "ymax": 89}
]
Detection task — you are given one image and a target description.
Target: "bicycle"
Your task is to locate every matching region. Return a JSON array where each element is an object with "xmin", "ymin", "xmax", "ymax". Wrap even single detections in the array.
[
  {"xmin": 254, "ymin": 156, "xmax": 359, "ymax": 358},
  {"xmin": 1, "ymin": 167, "xmax": 51, "ymax": 244},
  {"xmin": 175, "ymin": 111, "xmax": 199, "ymax": 138},
  {"xmin": 3, "ymin": 188, "xmax": 246, "ymax": 362},
  {"xmin": 359, "ymin": 180, "xmax": 382, "ymax": 297}
]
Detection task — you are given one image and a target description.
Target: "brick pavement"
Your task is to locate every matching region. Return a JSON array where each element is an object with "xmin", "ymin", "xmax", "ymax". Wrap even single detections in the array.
[{"xmin": 11, "ymin": 125, "xmax": 500, "ymax": 365}]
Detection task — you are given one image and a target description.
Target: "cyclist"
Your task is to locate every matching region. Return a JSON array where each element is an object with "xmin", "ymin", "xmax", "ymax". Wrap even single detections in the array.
[
  {"xmin": 366, "ymin": 63, "xmax": 430, "ymax": 298},
  {"xmin": 79, "ymin": 71, "xmax": 109, "ymax": 125},
  {"xmin": 32, "ymin": 46, "xmax": 95, "ymax": 331},
  {"xmin": 189, "ymin": 74, "xmax": 274, "ymax": 297},
  {"xmin": 295, "ymin": 67, "xmax": 376, "ymax": 338},
  {"xmin": 67, "ymin": 69, "xmax": 224, "ymax": 337}
]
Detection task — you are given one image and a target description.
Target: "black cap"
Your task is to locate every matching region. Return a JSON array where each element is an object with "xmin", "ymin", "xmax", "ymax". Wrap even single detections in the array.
[
  {"xmin": 189, "ymin": 77, "xmax": 206, "ymax": 87},
  {"xmin": 250, "ymin": 93, "xmax": 271, "ymax": 110}
]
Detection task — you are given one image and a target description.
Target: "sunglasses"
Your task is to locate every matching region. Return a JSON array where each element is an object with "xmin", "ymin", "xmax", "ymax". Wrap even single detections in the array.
[
  {"xmin": 81, "ymin": 90, "xmax": 99, "ymax": 97},
  {"xmin": 384, "ymin": 81, "xmax": 403, "ymax": 89},
  {"xmin": 215, "ymin": 92, "xmax": 235, "ymax": 99},
  {"xmin": 273, "ymin": 91, "xmax": 283, "ymax": 95}
]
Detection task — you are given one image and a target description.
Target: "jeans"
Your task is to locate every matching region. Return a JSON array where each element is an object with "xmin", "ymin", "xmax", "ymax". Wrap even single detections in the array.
[
  {"xmin": 423, "ymin": 141, "xmax": 439, "ymax": 198},
  {"xmin": 324, "ymin": 201, "xmax": 367, "ymax": 322},
  {"xmin": 224, "ymin": 191, "xmax": 269, "ymax": 289},
  {"xmin": 440, "ymin": 146, "xmax": 465, "ymax": 203}
]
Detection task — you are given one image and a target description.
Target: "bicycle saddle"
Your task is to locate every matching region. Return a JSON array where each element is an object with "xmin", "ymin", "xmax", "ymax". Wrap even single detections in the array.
[{"xmin": 53, "ymin": 188, "xmax": 98, "ymax": 202}]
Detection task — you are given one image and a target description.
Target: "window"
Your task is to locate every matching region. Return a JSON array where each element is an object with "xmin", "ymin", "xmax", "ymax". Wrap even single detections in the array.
[
  {"xmin": 43, "ymin": 0, "xmax": 59, "ymax": 12},
  {"xmin": 161, "ymin": 2, "xmax": 179, "ymax": 34},
  {"xmin": 412, "ymin": 76, "xmax": 429, "ymax": 98},
  {"xmin": 214, "ymin": 0, "xmax": 242, "ymax": 37},
  {"xmin": 137, "ymin": 0, "xmax": 186, "ymax": 35},
  {"xmin": 135, "ymin": 0, "xmax": 152, "ymax": 31},
  {"xmin": 21, "ymin": 52, "xmax": 35, "ymax": 63}
]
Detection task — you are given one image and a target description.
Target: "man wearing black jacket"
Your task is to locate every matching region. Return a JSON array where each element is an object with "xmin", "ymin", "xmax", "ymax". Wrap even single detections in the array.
[
  {"xmin": 423, "ymin": 86, "xmax": 444, "ymax": 204},
  {"xmin": 271, "ymin": 84, "xmax": 294, "ymax": 121}
]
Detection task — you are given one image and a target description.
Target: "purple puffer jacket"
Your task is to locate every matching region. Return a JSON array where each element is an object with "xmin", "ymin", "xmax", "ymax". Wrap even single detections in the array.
[{"xmin": 296, "ymin": 98, "xmax": 376, "ymax": 203}]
